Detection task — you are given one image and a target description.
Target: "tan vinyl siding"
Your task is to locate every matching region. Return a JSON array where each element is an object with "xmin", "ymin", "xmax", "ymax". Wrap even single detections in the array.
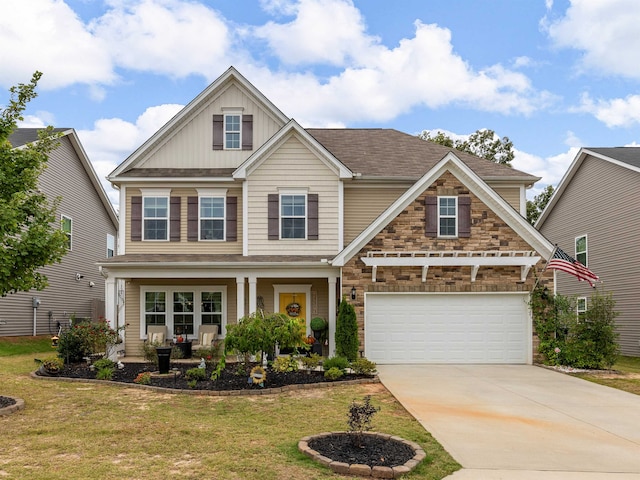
[
  {"xmin": 493, "ymin": 186, "xmax": 521, "ymax": 212},
  {"xmin": 247, "ymin": 135, "xmax": 340, "ymax": 255},
  {"xmin": 137, "ymin": 84, "xmax": 284, "ymax": 170},
  {"xmin": 343, "ymin": 185, "xmax": 408, "ymax": 245},
  {"xmin": 539, "ymin": 155, "xmax": 640, "ymax": 355},
  {"xmin": 0, "ymin": 136, "xmax": 117, "ymax": 336},
  {"xmin": 124, "ymin": 278, "xmax": 237, "ymax": 356},
  {"xmin": 124, "ymin": 186, "xmax": 243, "ymax": 254}
]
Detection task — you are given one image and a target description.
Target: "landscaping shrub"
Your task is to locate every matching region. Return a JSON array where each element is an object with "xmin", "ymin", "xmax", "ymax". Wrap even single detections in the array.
[
  {"xmin": 324, "ymin": 367, "xmax": 344, "ymax": 380},
  {"xmin": 185, "ymin": 367, "xmax": 208, "ymax": 382},
  {"xmin": 272, "ymin": 355, "xmax": 299, "ymax": 372},
  {"xmin": 347, "ymin": 395, "xmax": 380, "ymax": 447},
  {"xmin": 95, "ymin": 366, "xmax": 114, "ymax": 380},
  {"xmin": 350, "ymin": 357, "xmax": 377, "ymax": 375},
  {"xmin": 335, "ymin": 298, "xmax": 359, "ymax": 361},
  {"xmin": 323, "ymin": 355, "xmax": 349, "ymax": 372},
  {"xmin": 300, "ymin": 353, "xmax": 321, "ymax": 369}
]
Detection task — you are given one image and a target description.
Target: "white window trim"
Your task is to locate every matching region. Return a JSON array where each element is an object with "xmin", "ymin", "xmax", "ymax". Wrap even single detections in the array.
[
  {"xmin": 577, "ymin": 296, "xmax": 587, "ymax": 316},
  {"xmin": 575, "ymin": 234, "xmax": 588, "ymax": 266},
  {"xmin": 61, "ymin": 214, "xmax": 72, "ymax": 251},
  {"xmin": 279, "ymin": 192, "xmax": 308, "ymax": 240},
  {"xmin": 223, "ymin": 111, "xmax": 242, "ymax": 150},
  {"xmin": 438, "ymin": 196, "xmax": 458, "ymax": 238},
  {"xmin": 140, "ymin": 286, "xmax": 228, "ymax": 339},
  {"xmin": 106, "ymin": 233, "xmax": 115, "ymax": 257},
  {"xmin": 142, "ymin": 196, "xmax": 169, "ymax": 241},
  {"xmin": 198, "ymin": 196, "xmax": 226, "ymax": 241}
]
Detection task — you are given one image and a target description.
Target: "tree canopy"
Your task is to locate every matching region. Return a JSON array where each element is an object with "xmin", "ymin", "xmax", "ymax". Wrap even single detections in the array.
[
  {"xmin": 526, "ymin": 184, "xmax": 555, "ymax": 226},
  {"xmin": 0, "ymin": 72, "xmax": 68, "ymax": 296},
  {"xmin": 418, "ymin": 128, "xmax": 514, "ymax": 166}
]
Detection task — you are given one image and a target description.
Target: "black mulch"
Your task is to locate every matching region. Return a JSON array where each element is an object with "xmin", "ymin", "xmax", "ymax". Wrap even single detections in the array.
[
  {"xmin": 43, "ymin": 361, "xmax": 372, "ymax": 391},
  {"xmin": 0, "ymin": 396, "xmax": 17, "ymax": 409},
  {"xmin": 309, "ymin": 433, "xmax": 415, "ymax": 467}
]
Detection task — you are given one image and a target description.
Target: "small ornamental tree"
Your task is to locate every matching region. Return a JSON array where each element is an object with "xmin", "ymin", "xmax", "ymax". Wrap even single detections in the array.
[
  {"xmin": 0, "ymin": 71, "xmax": 67, "ymax": 296},
  {"xmin": 335, "ymin": 297, "xmax": 359, "ymax": 361}
]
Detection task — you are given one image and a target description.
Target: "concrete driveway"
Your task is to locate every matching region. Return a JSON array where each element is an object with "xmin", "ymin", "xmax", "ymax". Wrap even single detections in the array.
[{"xmin": 376, "ymin": 365, "xmax": 640, "ymax": 479}]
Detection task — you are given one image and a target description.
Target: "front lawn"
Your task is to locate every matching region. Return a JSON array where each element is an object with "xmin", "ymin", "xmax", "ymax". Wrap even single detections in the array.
[
  {"xmin": 0, "ymin": 335, "xmax": 54, "ymax": 356},
  {"xmin": 0, "ymin": 348, "xmax": 460, "ymax": 479},
  {"xmin": 572, "ymin": 356, "xmax": 640, "ymax": 395}
]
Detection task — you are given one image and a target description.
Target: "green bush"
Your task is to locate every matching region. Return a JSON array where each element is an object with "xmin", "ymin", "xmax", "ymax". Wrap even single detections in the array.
[
  {"xmin": 324, "ymin": 367, "xmax": 344, "ymax": 380},
  {"xmin": 185, "ymin": 367, "xmax": 208, "ymax": 381},
  {"xmin": 57, "ymin": 318, "xmax": 121, "ymax": 363},
  {"xmin": 92, "ymin": 358, "xmax": 115, "ymax": 370},
  {"xmin": 272, "ymin": 355, "xmax": 299, "ymax": 372},
  {"xmin": 350, "ymin": 357, "xmax": 377, "ymax": 375},
  {"xmin": 95, "ymin": 366, "xmax": 114, "ymax": 380},
  {"xmin": 300, "ymin": 353, "xmax": 321, "ymax": 369},
  {"xmin": 335, "ymin": 298, "xmax": 359, "ymax": 361},
  {"xmin": 323, "ymin": 355, "xmax": 349, "ymax": 372}
]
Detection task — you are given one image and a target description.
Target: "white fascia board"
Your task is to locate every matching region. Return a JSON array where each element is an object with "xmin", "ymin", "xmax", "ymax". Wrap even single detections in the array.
[
  {"xmin": 114, "ymin": 176, "xmax": 236, "ymax": 184},
  {"xmin": 233, "ymin": 120, "xmax": 352, "ymax": 180},
  {"xmin": 109, "ymin": 67, "xmax": 289, "ymax": 179},
  {"xmin": 332, "ymin": 152, "xmax": 554, "ymax": 267},
  {"xmin": 97, "ymin": 264, "xmax": 339, "ymax": 279}
]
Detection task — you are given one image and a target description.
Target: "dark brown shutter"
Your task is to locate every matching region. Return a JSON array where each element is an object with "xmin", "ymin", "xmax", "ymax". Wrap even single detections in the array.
[
  {"xmin": 170, "ymin": 197, "xmax": 181, "ymax": 242},
  {"xmin": 212, "ymin": 115, "xmax": 223, "ymax": 150},
  {"xmin": 307, "ymin": 194, "xmax": 318, "ymax": 240},
  {"xmin": 425, "ymin": 196, "xmax": 437, "ymax": 237},
  {"xmin": 268, "ymin": 194, "xmax": 279, "ymax": 240},
  {"xmin": 458, "ymin": 197, "xmax": 471, "ymax": 238},
  {"xmin": 226, "ymin": 196, "xmax": 237, "ymax": 241},
  {"xmin": 131, "ymin": 196, "xmax": 142, "ymax": 241},
  {"xmin": 241, "ymin": 114, "xmax": 253, "ymax": 150},
  {"xmin": 187, "ymin": 196, "xmax": 198, "ymax": 241}
]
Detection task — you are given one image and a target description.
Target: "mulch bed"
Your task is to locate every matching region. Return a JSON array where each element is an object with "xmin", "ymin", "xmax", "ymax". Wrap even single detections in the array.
[
  {"xmin": 0, "ymin": 396, "xmax": 17, "ymax": 409},
  {"xmin": 308, "ymin": 433, "xmax": 415, "ymax": 468},
  {"xmin": 41, "ymin": 361, "xmax": 373, "ymax": 391}
]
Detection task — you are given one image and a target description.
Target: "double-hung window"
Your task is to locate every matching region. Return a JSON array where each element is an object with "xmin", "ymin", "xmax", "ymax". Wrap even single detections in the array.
[
  {"xmin": 281, "ymin": 194, "xmax": 307, "ymax": 239},
  {"xmin": 143, "ymin": 196, "xmax": 169, "ymax": 240},
  {"xmin": 575, "ymin": 235, "xmax": 587, "ymax": 266},
  {"xmin": 438, "ymin": 197, "xmax": 457, "ymax": 237},
  {"xmin": 224, "ymin": 114, "xmax": 241, "ymax": 149},
  {"xmin": 577, "ymin": 297, "xmax": 587, "ymax": 318},
  {"xmin": 144, "ymin": 292, "xmax": 166, "ymax": 330},
  {"xmin": 106, "ymin": 234, "xmax": 115, "ymax": 257},
  {"xmin": 61, "ymin": 215, "xmax": 72, "ymax": 250},
  {"xmin": 200, "ymin": 197, "xmax": 225, "ymax": 240}
]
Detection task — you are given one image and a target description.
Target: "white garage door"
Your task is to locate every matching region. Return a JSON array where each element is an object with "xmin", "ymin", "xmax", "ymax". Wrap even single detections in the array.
[{"xmin": 365, "ymin": 293, "xmax": 530, "ymax": 364}]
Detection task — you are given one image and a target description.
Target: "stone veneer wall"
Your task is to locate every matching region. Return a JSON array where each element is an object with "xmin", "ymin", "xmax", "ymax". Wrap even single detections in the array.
[{"xmin": 341, "ymin": 172, "xmax": 554, "ymax": 352}]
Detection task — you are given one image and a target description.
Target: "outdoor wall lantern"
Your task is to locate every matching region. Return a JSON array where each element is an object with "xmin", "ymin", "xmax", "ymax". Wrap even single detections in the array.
[{"xmin": 350, "ymin": 286, "xmax": 356, "ymax": 300}]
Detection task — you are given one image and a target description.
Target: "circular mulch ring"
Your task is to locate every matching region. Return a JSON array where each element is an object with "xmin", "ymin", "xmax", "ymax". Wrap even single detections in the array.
[
  {"xmin": 0, "ymin": 395, "xmax": 25, "ymax": 416},
  {"xmin": 299, "ymin": 431, "xmax": 426, "ymax": 478}
]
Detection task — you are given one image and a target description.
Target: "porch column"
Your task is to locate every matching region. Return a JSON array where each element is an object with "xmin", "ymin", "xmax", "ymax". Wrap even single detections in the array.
[
  {"xmin": 236, "ymin": 276, "xmax": 245, "ymax": 320},
  {"xmin": 248, "ymin": 275, "xmax": 257, "ymax": 314},
  {"xmin": 104, "ymin": 276, "xmax": 117, "ymax": 330},
  {"xmin": 328, "ymin": 277, "xmax": 337, "ymax": 357}
]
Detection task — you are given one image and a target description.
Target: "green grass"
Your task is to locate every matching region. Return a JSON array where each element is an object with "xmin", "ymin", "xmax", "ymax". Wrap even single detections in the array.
[
  {"xmin": 573, "ymin": 356, "xmax": 640, "ymax": 396},
  {"xmin": 0, "ymin": 338, "xmax": 461, "ymax": 480},
  {"xmin": 0, "ymin": 335, "xmax": 55, "ymax": 356}
]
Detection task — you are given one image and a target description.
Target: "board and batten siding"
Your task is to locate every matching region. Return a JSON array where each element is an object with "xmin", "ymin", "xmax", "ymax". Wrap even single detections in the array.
[
  {"xmin": 539, "ymin": 155, "xmax": 640, "ymax": 356},
  {"xmin": 0, "ymin": 135, "xmax": 117, "ymax": 336},
  {"xmin": 247, "ymin": 135, "xmax": 340, "ymax": 256},
  {"xmin": 137, "ymin": 84, "xmax": 284, "ymax": 170},
  {"xmin": 124, "ymin": 186, "xmax": 243, "ymax": 255},
  {"xmin": 343, "ymin": 185, "xmax": 408, "ymax": 245}
]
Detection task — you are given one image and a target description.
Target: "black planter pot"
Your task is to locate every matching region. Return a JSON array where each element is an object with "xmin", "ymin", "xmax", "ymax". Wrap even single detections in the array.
[{"xmin": 156, "ymin": 346, "xmax": 173, "ymax": 374}]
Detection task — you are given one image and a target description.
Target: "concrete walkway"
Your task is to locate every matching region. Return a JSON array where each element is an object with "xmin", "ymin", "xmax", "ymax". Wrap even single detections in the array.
[{"xmin": 376, "ymin": 365, "xmax": 640, "ymax": 479}]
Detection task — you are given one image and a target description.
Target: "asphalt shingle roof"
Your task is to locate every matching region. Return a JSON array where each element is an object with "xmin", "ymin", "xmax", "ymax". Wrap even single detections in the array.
[
  {"xmin": 8, "ymin": 128, "xmax": 68, "ymax": 148},
  {"xmin": 587, "ymin": 147, "xmax": 640, "ymax": 169}
]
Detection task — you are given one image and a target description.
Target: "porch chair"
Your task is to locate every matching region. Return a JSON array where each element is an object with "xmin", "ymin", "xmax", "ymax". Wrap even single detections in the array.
[
  {"xmin": 195, "ymin": 325, "xmax": 219, "ymax": 350},
  {"xmin": 147, "ymin": 325, "xmax": 168, "ymax": 346}
]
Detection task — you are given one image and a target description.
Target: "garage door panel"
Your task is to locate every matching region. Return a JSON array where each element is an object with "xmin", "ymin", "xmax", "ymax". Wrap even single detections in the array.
[{"xmin": 365, "ymin": 293, "xmax": 529, "ymax": 364}]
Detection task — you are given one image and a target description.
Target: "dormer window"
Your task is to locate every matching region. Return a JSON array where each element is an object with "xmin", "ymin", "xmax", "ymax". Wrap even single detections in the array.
[{"xmin": 212, "ymin": 112, "xmax": 253, "ymax": 151}]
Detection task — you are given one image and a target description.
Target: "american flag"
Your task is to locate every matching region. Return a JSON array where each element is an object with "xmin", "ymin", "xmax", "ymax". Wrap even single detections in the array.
[{"xmin": 547, "ymin": 246, "xmax": 599, "ymax": 287}]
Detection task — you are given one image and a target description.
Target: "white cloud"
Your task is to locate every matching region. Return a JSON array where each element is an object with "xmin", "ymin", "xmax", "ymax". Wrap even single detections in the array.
[
  {"xmin": 577, "ymin": 93, "xmax": 640, "ymax": 128},
  {"xmin": 0, "ymin": 0, "xmax": 115, "ymax": 90},
  {"xmin": 90, "ymin": 0, "xmax": 231, "ymax": 79},
  {"xmin": 254, "ymin": 0, "xmax": 379, "ymax": 66},
  {"xmin": 76, "ymin": 103, "xmax": 184, "ymax": 207},
  {"xmin": 545, "ymin": 0, "xmax": 640, "ymax": 79}
]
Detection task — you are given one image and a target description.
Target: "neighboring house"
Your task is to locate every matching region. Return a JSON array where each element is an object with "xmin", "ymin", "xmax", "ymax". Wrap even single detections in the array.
[
  {"xmin": 0, "ymin": 129, "xmax": 118, "ymax": 337},
  {"xmin": 100, "ymin": 67, "xmax": 554, "ymax": 364},
  {"xmin": 537, "ymin": 147, "xmax": 640, "ymax": 357}
]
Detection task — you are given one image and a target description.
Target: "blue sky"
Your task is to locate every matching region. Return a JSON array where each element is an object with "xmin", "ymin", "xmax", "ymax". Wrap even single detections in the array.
[{"xmin": 3, "ymin": 0, "xmax": 640, "ymax": 208}]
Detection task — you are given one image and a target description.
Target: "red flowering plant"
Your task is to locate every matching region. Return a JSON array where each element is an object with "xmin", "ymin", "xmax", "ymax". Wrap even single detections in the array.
[{"xmin": 57, "ymin": 316, "xmax": 126, "ymax": 363}]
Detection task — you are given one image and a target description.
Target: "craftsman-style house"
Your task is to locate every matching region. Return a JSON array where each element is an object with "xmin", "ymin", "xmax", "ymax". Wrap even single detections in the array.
[{"xmin": 100, "ymin": 67, "xmax": 553, "ymax": 364}]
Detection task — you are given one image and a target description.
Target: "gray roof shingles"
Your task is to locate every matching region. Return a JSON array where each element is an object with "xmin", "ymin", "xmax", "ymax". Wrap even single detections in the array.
[{"xmin": 587, "ymin": 147, "xmax": 640, "ymax": 169}]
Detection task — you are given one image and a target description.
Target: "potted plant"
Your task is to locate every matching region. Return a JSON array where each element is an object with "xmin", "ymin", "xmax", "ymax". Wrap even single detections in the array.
[
  {"xmin": 37, "ymin": 357, "xmax": 63, "ymax": 376},
  {"xmin": 309, "ymin": 317, "xmax": 327, "ymax": 355}
]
